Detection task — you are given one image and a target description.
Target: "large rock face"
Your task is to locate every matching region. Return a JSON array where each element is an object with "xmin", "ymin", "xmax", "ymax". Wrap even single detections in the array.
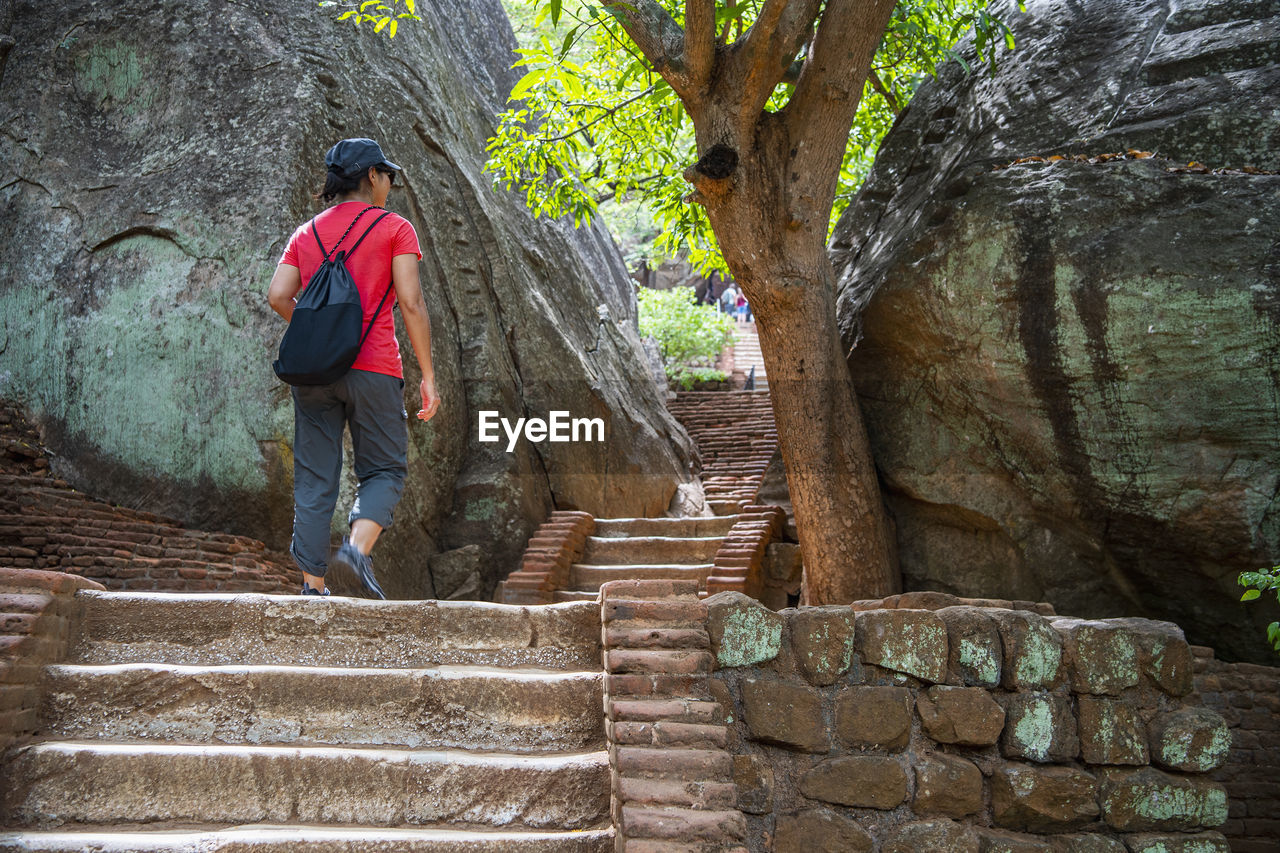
[
  {"xmin": 834, "ymin": 0, "xmax": 1280, "ymax": 661},
  {"xmin": 0, "ymin": 0, "xmax": 698, "ymax": 598}
]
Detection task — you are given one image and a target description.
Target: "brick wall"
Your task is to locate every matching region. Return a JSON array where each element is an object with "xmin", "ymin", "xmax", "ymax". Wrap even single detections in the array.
[
  {"xmin": 497, "ymin": 511, "xmax": 594, "ymax": 604},
  {"xmin": 0, "ymin": 567, "xmax": 103, "ymax": 753},
  {"xmin": 694, "ymin": 591, "xmax": 1239, "ymax": 852},
  {"xmin": 1, "ymin": 402, "xmax": 297, "ymax": 594},
  {"xmin": 1193, "ymin": 646, "xmax": 1280, "ymax": 852}
]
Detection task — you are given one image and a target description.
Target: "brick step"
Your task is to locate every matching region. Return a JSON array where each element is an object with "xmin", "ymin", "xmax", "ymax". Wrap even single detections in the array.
[
  {"xmin": 592, "ymin": 517, "xmax": 739, "ymax": 538},
  {"xmin": 70, "ymin": 592, "xmax": 601, "ymax": 671},
  {"xmin": 580, "ymin": 536, "xmax": 724, "ymax": 565},
  {"xmin": 569, "ymin": 564, "xmax": 715, "ymax": 592},
  {"xmin": 0, "ymin": 742, "xmax": 610, "ymax": 830},
  {"xmin": 0, "ymin": 826, "xmax": 614, "ymax": 852},
  {"xmin": 40, "ymin": 663, "xmax": 604, "ymax": 753}
]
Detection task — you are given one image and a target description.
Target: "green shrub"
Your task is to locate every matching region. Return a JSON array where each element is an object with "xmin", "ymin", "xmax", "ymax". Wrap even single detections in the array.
[
  {"xmin": 637, "ymin": 286, "xmax": 736, "ymax": 387},
  {"xmin": 1238, "ymin": 566, "xmax": 1280, "ymax": 655}
]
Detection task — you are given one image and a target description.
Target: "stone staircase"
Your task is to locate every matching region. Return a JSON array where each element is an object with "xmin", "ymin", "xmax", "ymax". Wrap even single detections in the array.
[
  {"xmin": 730, "ymin": 321, "xmax": 766, "ymax": 390},
  {"xmin": 0, "ymin": 591, "xmax": 613, "ymax": 851},
  {"xmin": 553, "ymin": 515, "xmax": 739, "ymax": 602},
  {"xmin": 666, "ymin": 391, "xmax": 778, "ymax": 515}
]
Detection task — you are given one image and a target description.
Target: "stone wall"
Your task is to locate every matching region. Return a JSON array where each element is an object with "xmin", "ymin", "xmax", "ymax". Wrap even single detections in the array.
[
  {"xmin": 0, "ymin": 567, "xmax": 104, "ymax": 753},
  {"xmin": 703, "ymin": 592, "xmax": 1237, "ymax": 852},
  {"xmin": 1192, "ymin": 647, "xmax": 1280, "ymax": 852},
  {"xmin": 1, "ymin": 402, "xmax": 298, "ymax": 593}
]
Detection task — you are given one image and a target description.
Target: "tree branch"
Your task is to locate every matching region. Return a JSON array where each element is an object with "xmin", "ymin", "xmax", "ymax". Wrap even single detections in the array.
[
  {"xmin": 783, "ymin": 0, "xmax": 898, "ymax": 221},
  {"xmin": 684, "ymin": 0, "xmax": 716, "ymax": 92},
  {"xmin": 869, "ymin": 70, "xmax": 901, "ymax": 114},
  {"xmin": 603, "ymin": 0, "xmax": 692, "ymax": 97},
  {"xmin": 725, "ymin": 0, "xmax": 821, "ymax": 122}
]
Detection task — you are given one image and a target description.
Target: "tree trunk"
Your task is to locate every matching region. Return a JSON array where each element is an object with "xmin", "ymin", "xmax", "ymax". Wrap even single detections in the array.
[{"xmin": 738, "ymin": 246, "xmax": 898, "ymax": 603}]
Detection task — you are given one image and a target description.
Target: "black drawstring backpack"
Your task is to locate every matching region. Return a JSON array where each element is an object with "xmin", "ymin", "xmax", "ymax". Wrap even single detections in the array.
[{"xmin": 273, "ymin": 205, "xmax": 395, "ymax": 386}]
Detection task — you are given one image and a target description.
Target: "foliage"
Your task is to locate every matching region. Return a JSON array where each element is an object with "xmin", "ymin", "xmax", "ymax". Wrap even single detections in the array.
[
  {"xmin": 637, "ymin": 286, "xmax": 735, "ymax": 386},
  {"xmin": 1239, "ymin": 566, "xmax": 1280, "ymax": 654},
  {"xmin": 318, "ymin": 0, "xmax": 419, "ymax": 38},
  {"xmin": 484, "ymin": 0, "xmax": 1025, "ymax": 272}
]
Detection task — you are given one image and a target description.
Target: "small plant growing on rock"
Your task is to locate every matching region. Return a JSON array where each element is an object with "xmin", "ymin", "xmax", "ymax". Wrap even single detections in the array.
[
  {"xmin": 637, "ymin": 286, "xmax": 735, "ymax": 389},
  {"xmin": 1238, "ymin": 566, "xmax": 1280, "ymax": 654}
]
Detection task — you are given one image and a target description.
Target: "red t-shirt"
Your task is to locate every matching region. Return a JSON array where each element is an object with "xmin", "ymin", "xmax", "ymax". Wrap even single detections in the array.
[{"xmin": 280, "ymin": 201, "xmax": 422, "ymax": 379}]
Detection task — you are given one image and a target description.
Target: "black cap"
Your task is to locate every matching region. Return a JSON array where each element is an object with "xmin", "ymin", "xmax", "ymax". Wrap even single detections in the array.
[{"xmin": 325, "ymin": 138, "xmax": 402, "ymax": 178}]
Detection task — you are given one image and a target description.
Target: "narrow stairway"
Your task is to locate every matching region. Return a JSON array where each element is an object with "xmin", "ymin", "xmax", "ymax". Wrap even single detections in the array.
[
  {"xmin": 731, "ymin": 320, "xmax": 767, "ymax": 390},
  {"xmin": 0, "ymin": 591, "xmax": 613, "ymax": 851},
  {"xmin": 553, "ymin": 516, "xmax": 738, "ymax": 602}
]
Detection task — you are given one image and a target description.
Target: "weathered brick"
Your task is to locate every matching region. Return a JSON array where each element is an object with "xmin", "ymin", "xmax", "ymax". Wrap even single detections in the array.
[
  {"xmin": 610, "ymin": 699, "xmax": 722, "ymax": 725},
  {"xmin": 855, "ymin": 609, "xmax": 948, "ymax": 682},
  {"xmin": 606, "ymin": 627, "xmax": 711, "ymax": 650},
  {"xmin": 789, "ymin": 606, "xmax": 857, "ymax": 686},
  {"xmin": 621, "ymin": 805, "xmax": 746, "ymax": 841},
  {"xmin": 606, "ymin": 649, "xmax": 714, "ymax": 675},
  {"xmin": 799, "ymin": 756, "xmax": 908, "ymax": 809},
  {"xmin": 1078, "ymin": 696, "xmax": 1148, "ymax": 766},
  {"xmin": 1120, "ymin": 832, "xmax": 1230, "ymax": 853},
  {"xmin": 774, "ymin": 808, "xmax": 873, "ymax": 851},
  {"xmin": 990, "ymin": 609, "xmax": 1063, "ymax": 690},
  {"xmin": 835, "ymin": 685, "xmax": 913, "ymax": 751},
  {"xmin": 742, "ymin": 677, "xmax": 827, "ymax": 752},
  {"xmin": 616, "ymin": 747, "xmax": 733, "ymax": 781},
  {"xmin": 939, "ymin": 605, "xmax": 1003, "ymax": 687},
  {"xmin": 992, "ymin": 763, "xmax": 1100, "ymax": 832},
  {"xmin": 732, "ymin": 754, "xmax": 773, "ymax": 815},
  {"xmin": 1045, "ymin": 833, "xmax": 1126, "ymax": 853},
  {"xmin": 1000, "ymin": 691, "xmax": 1080, "ymax": 763},
  {"xmin": 705, "ymin": 592, "xmax": 783, "ymax": 667},
  {"xmin": 651, "ymin": 722, "xmax": 727, "ymax": 750},
  {"xmin": 1054, "ymin": 619, "xmax": 1141, "ymax": 695},
  {"xmin": 1100, "ymin": 768, "xmax": 1228, "ymax": 832},
  {"xmin": 918, "ymin": 685, "xmax": 1007, "ymax": 746},
  {"xmin": 604, "ymin": 599, "xmax": 706, "ymax": 627},
  {"xmin": 915, "ymin": 752, "xmax": 984, "ymax": 818},
  {"xmin": 605, "ymin": 673, "xmax": 706, "ymax": 699},
  {"xmin": 1148, "ymin": 708, "xmax": 1231, "ymax": 773},
  {"xmin": 883, "ymin": 819, "xmax": 980, "ymax": 853},
  {"xmin": 618, "ymin": 777, "xmax": 736, "ymax": 810}
]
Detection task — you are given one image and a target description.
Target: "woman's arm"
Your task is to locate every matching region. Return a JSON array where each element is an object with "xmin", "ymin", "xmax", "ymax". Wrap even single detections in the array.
[
  {"xmin": 392, "ymin": 253, "xmax": 440, "ymax": 422},
  {"xmin": 267, "ymin": 264, "xmax": 303, "ymax": 320}
]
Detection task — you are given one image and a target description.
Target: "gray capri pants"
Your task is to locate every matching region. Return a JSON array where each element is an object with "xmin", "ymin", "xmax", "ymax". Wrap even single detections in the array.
[{"xmin": 289, "ymin": 369, "xmax": 408, "ymax": 577}]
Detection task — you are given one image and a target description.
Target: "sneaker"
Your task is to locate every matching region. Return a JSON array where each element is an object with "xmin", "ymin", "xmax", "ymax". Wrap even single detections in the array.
[
  {"xmin": 326, "ymin": 539, "xmax": 387, "ymax": 600},
  {"xmin": 300, "ymin": 583, "xmax": 329, "ymax": 596}
]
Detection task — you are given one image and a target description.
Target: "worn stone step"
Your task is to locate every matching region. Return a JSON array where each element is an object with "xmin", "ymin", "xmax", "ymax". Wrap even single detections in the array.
[
  {"xmin": 0, "ymin": 826, "xmax": 614, "ymax": 851},
  {"xmin": 552, "ymin": 590, "xmax": 600, "ymax": 603},
  {"xmin": 1, "ymin": 742, "xmax": 610, "ymax": 830},
  {"xmin": 592, "ymin": 517, "xmax": 738, "ymax": 538},
  {"xmin": 41, "ymin": 664, "xmax": 604, "ymax": 753},
  {"xmin": 70, "ymin": 592, "xmax": 600, "ymax": 671},
  {"xmin": 580, "ymin": 536, "xmax": 723, "ymax": 565},
  {"xmin": 569, "ymin": 564, "xmax": 714, "ymax": 592}
]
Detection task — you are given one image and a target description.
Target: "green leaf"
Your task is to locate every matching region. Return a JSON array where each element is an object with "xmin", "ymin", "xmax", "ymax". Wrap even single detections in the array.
[
  {"xmin": 389, "ymin": 18, "xmax": 397, "ymax": 37},
  {"xmin": 360, "ymin": 0, "xmax": 378, "ymax": 10},
  {"xmin": 548, "ymin": 0, "xmax": 563, "ymax": 26},
  {"xmin": 1242, "ymin": 589, "xmax": 1262, "ymax": 601},
  {"xmin": 337, "ymin": 9, "xmax": 355, "ymax": 19}
]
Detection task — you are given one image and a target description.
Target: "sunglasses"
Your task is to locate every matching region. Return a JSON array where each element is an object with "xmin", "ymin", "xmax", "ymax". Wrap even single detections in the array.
[{"xmin": 378, "ymin": 169, "xmax": 397, "ymax": 186}]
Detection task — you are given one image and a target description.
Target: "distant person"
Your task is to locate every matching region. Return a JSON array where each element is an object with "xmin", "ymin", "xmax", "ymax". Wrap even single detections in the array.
[
  {"xmin": 720, "ymin": 283, "xmax": 739, "ymax": 315},
  {"xmin": 267, "ymin": 137, "xmax": 441, "ymax": 598},
  {"xmin": 735, "ymin": 290, "xmax": 750, "ymax": 322}
]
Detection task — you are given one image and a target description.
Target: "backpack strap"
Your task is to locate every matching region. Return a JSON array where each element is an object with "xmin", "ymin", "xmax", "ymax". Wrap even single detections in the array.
[
  {"xmin": 358, "ymin": 278, "xmax": 397, "ymax": 351},
  {"xmin": 344, "ymin": 211, "xmax": 393, "ymax": 260},
  {"xmin": 311, "ymin": 205, "xmax": 379, "ymax": 262}
]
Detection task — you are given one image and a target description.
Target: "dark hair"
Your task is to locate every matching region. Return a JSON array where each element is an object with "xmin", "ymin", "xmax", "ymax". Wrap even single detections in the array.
[{"xmin": 315, "ymin": 166, "xmax": 370, "ymax": 205}]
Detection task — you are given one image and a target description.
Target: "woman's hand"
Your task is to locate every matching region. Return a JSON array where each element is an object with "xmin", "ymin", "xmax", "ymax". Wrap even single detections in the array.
[{"xmin": 417, "ymin": 378, "xmax": 440, "ymax": 422}]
